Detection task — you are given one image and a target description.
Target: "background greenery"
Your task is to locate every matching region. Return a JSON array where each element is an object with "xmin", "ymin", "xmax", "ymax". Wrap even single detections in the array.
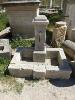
[{"xmin": 0, "ymin": 13, "xmax": 8, "ymax": 31}]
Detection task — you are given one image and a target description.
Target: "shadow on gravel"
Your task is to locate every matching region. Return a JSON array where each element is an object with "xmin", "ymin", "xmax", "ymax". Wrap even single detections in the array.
[{"xmin": 49, "ymin": 78, "xmax": 75, "ymax": 87}]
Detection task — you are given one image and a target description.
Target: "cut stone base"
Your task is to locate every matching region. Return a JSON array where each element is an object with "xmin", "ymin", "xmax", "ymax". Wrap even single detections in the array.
[
  {"xmin": 8, "ymin": 47, "xmax": 72, "ymax": 79},
  {"xmin": 9, "ymin": 63, "xmax": 33, "ymax": 78},
  {"xmin": 46, "ymin": 65, "xmax": 71, "ymax": 79},
  {"xmin": 33, "ymin": 64, "xmax": 46, "ymax": 79}
]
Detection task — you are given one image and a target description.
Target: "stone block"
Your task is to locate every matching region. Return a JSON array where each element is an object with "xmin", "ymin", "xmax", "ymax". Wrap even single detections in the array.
[
  {"xmin": 20, "ymin": 47, "xmax": 34, "ymax": 60},
  {"xmin": 62, "ymin": 40, "xmax": 75, "ymax": 59},
  {"xmin": 0, "ymin": 39, "xmax": 11, "ymax": 59},
  {"xmin": 33, "ymin": 50, "xmax": 46, "ymax": 62},
  {"xmin": 46, "ymin": 64, "xmax": 72, "ymax": 79},
  {"xmin": 8, "ymin": 63, "xmax": 33, "ymax": 78},
  {"xmin": 33, "ymin": 64, "xmax": 46, "ymax": 79},
  {"xmin": 10, "ymin": 52, "xmax": 21, "ymax": 64}
]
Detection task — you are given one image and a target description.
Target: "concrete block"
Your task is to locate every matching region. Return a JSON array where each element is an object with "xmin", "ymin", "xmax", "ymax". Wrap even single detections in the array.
[{"xmin": 33, "ymin": 64, "xmax": 46, "ymax": 79}]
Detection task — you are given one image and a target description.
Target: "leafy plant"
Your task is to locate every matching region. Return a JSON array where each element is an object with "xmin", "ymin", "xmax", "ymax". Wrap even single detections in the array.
[
  {"xmin": 0, "ymin": 57, "xmax": 10, "ymax": 76},
  {"xmin": 0, "ymin": 13, "xmax": 9, "ymax": 31},
  {"xmin": 10, "ymin": 39, "xmax": 35, "ymax": 49}
]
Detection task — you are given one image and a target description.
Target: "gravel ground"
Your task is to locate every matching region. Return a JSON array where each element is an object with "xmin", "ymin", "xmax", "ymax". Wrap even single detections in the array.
[{"xmin": 0, "ymin": 78, "xmax": 75, "ymax": 100}]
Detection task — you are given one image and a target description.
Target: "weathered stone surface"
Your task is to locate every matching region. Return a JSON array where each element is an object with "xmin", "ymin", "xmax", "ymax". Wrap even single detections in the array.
[
  {"xmin": 33, "ymin": 64, "xmax": 46, "ymax": 79},
  {"xmin": 46, "ymin": 64, "xmax": 72, "ymax": 79},
  {"xmin": 10, "ymin": 52, "xmax": 21, "ymax": 64},
  {"xmin": 8, "ymin": 47, "xmax": 72, "ymax": 79},
  {"xmin": 62, "ymin": 40, "xmax": 75, "ymax": 59},
  {"xmin": 0, "ymin": 39, "xmax": 11, "ymax": 59},
  {"xmin": 33, "ymin": 15, "xmax": 49, "ymax": 51},
  {"xmin": 2, "ymin": 1, "xmax": 40, "ymax": 38},
  {"xmin": 9, "ymin": 63, "xmax": 33, "ymax": 78},
  {"xmin": 63, "ymin": 0, "xmax": 75, "ymax": 41},
  {"xmin": 33, "ymin": 47, "xmax": 46, "ymax": 62},
  {"xmin": 52, "ymin": 21, "xmax": 67, "ymax": 47},
  {"xmin": 20, "ymin": 47, "xmax": 34, "ymax": 60},
  {"xmin": 46, "ymin": 48, "xmax": 72, "ymax": 79},
  {"xmin": 33, "ymin": 15, "xmax": 49, "ymax": 62}
]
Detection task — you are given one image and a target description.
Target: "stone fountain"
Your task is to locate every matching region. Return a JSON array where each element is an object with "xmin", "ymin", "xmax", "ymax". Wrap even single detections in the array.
[{"xmin": 8, "ymin": 15, "xmax": 72, "ymax": 79}]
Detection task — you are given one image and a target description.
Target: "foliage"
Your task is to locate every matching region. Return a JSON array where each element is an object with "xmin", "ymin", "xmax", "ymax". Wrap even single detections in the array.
[
  {"xmin": 0, "ymin": 13, "xmax": 9, "ymax": 31},
  {"xmin": 43, "ymin": 10, "xmax": 64, "ymax": 24},
  {"xmin": 10, "ymin": 38, "xmax": 35, "ymax": 49},
  {"xmin": 0, "ymin": 57, "xmax": 10, "ymax": 76}
]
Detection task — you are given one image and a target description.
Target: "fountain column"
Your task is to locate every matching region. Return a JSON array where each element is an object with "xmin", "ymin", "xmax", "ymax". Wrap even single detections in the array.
[{"xmin": 32, "ymin": 15, "xmax": 49, "ymax": 62}]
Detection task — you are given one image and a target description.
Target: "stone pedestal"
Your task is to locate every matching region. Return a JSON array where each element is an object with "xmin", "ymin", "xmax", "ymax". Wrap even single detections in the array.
[
  {"xmin": 52, "ymin": 21, "xmax": 67, "ymax": 47},
  {"xmin": 2, "ymin": 0, "xmax": 40, "ymax": 38},
  {"xmin": 32, "ymin": 15, "xmax": 49, "ymax": 62},
  {"xmin": 63, "ymin": 0, "xmax": 75, "ymax": 41}
]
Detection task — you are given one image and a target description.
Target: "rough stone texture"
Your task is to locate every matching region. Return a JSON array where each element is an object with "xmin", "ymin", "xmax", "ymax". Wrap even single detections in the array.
[
  {"xmin": 62, "ymin": 40, "xmax": 75, "ymax": 59},
  {"xmin": 63, "ymin": 0, "xmax": 75, "ymax": 41},
  {"xmin": 0, "ymin": 27, "xmax": 10, "ymax": 38},
  {"xmin": 46, "ymin": 64, "xmax": 71, "ymax": 79},
  {"xmin": 32, "ymin": 15, "xmax": 49, "ymax": 51},
  {"xmin": 2, "ymin": 1, "xmax": 40, "ymax": 38},
  {"xmin": 10, "ymin": 52, "xmax": 21, "ymax": 64},
  {"xmin": 0, "ymin": 39, "xmax": 11, "ymax": 59},
  {"xmin": 8, "ymin": 47, "xmax": 72, "ymax": 79},
  {"xmin": 70, "ymin": 61, "xmax": 75, "ymax": 77},
  {"xmin": 33, "ymin": 46, "xmax": 46, "ymax": 62},
  {"xmin": 52, "ymin": 21, "xmax": 67, "ymax": 47},
  {"xmin": 20, "ymin": 47, "xmax": 34, "ymax": 60},
  {"xmin": 46, "ymin": 48, "xmax": 72, "ymax": 79},
  {"xmin": 9, "ymin": 63, "xmax": 33, "ymax": 78},
  {"xmin": 33, "ymin": 64, "xmax": 46, "ymax": 79},
  {"xmin": 33, "ymin": 15, "xmax": 49, "ymax": 62}
]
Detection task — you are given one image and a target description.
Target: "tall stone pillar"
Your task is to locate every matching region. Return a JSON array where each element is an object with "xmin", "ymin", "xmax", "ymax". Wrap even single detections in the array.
[
  {"xmin": 50, "ymin": 0, "xmax": 53, "ymax": 8},
  {"xmin": 32, "ymin": 15, "xmax": 49, "ymax": 62}
]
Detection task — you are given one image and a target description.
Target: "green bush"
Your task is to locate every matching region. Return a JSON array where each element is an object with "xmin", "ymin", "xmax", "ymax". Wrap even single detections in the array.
[
  {"xmin": 0, "ymin": 13, "xmax": 9, "ymax": 31},
  {"xmin": 0, "ymin": 57, "xmax": 10, "ymax": 76},
  {"xmin": 42, "ymin": 10, "xmax": 64, "ymax": 24},
  {"xmin": 10, "ymin": 39, "xmax": 35, "ymax": 49}
]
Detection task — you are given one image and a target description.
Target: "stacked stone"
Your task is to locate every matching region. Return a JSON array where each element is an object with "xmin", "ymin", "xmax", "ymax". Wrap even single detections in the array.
[
  {"xmin": 52, "ymin": 21, "xmax": 67, "ymax": 47},
  {"xmin": 32, "ymin": 15, "xmax": 49, "ymax": 62}
]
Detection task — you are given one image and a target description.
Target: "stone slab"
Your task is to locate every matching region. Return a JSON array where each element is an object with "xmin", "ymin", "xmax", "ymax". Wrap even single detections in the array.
[
  {"xmin": 0, "ymin": 39, "xmax": 11, "ymax": 59},
  {"xmin": 62, "ymin": 40, "xmax": 75, "ymax": 59},
  {"xmin": 9, "ymin": 63, "xmax": 33, "ymax": 78},
  {"xmin": 46, "ymin": 64, "xmax": 72, "ymax": 79},
  {"xmin": 33, "ymin": 50, "xmax": 46, "ymax": 62},
  {"xmin": 20, "ymin": 47, "xmax": 34, "ymax": 60},
  {"xmin": 33, "ymin": 64, "xmax": 46, "ymax": 79}
]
